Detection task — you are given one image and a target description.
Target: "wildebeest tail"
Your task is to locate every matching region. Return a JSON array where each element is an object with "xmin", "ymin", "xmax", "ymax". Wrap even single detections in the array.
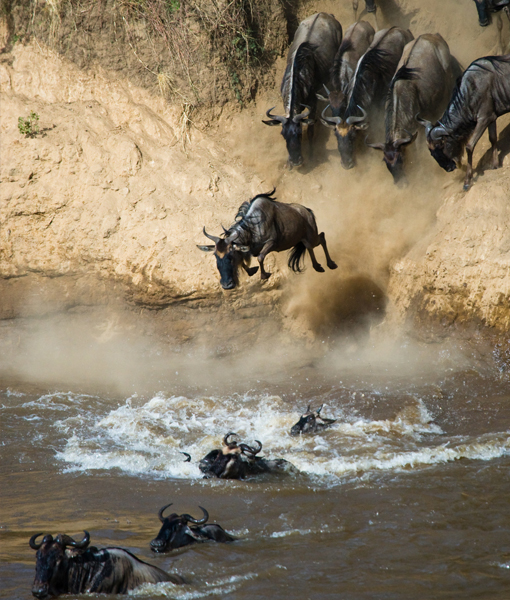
[{"xmin": 288, "ymin": 242, "xmax": 306, "ymax": 273}]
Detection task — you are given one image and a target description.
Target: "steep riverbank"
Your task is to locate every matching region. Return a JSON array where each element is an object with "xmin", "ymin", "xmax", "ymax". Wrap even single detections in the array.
[{"xmin": 1, "ymin": 0, "xmax": 510, "ymax": 353}]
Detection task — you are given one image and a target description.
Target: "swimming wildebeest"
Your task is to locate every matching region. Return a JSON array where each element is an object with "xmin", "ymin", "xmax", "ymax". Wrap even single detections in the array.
[
  {"xmin": 366, "ymin": 34, "xmax": 460, "ymax": 185},
  {"xmin": 198, "ymin": 188, "xmax": 337, "ymax": 290},
  {"xmin": 417, "ymin": 54, "xmax": 510, "ymax": 190},
  {"xmin": 290, "ymin": 405, "xmax": 337, "ymax": 436},
  {"xmin": 317, "ymin": 21, "xmax": 375, "ymax": 120},
  {"xmin": 473, "ymin": 0, "xmax": 510, "ymax": 26},
  {"xmin": 29, "ymin": 530, "xmax": 183, "ymax": 598},
  {"xmin": 263, "ymin": 12, "xmax": 342, "ymax": 168},
  {"xmin": 150, "ymin": 504, "xmax": 235, "ymax": 552},
  {"xmin": 322, "ymin": 26, "xmax": 414, "ymax": 169},
  {"xmin": 199, "ymin": 433, "xmax": 294, "ymax": 479}
]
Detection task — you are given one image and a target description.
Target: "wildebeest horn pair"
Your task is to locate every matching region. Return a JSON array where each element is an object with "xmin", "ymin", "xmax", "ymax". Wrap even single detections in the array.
[
  {"xmin": 239, "ymin": 440, "xmax": 263, "ymax": 456},
  {"xmin": 321, "ymin": 104, "xmax": 367, "ymax": 127},
  {"xmin": 264, "ymin": 105, "xmax": 311, "ymax": 125},
  {"xmin": 29, "ymin": 531, "xmax": 90, "ymax": 550},
  {"xmin": 158, "ymin": 503, "xmax": 209, "ymax": 525},
  {"xmin": 346, "ymin": 105, "xmax": 367, "ymax": 125}
]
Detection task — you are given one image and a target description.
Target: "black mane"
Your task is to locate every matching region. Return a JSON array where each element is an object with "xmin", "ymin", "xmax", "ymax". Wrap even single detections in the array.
[
  {"xmin": 331, "ymin": 39, "xmax": 353, "ymax": 90},
  {"xmin": 286, "ymin": 42, "xmax": 328, "ymax": 115},
  {"xmin": 230, "ymin": 188, "xmax": 276, "ymax": 240},
  {"xmin": 346, "ymin": 47, "xmax": 393, "ymax": 116}
]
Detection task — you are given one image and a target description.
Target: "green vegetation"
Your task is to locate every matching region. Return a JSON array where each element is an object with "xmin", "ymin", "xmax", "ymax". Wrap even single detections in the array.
[{"xmin": 18, "ymin": 112, "xmax": 40, "ymax": 138}]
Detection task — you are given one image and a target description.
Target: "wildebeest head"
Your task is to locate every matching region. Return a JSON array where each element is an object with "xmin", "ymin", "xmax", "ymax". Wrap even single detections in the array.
[
  {"xmin": 199, "ymin": 432, "xmax": 263, "ymax": 479},
  {"xmin": 197, "ymin": 229, "xmax": 250, "ymax": 290},
  {"xmin": 290, "ymin": 405, "xmax": 337, "ymax": 436},
  {"xmin": 417, "ymin": 115, "xmax": 460, "ymax": 173},
  {"xmin": 263, "ymin": 106, "xmax": 313, "ymax": 169},
  {"xmin": 30, "ymin": 531, "xmax": 90, "ymax": 599},
  {"xmin": 321, "ymin": 104, "xmax": 368, "ymax": 169},
  {"xmin": 365, "ymin": 132, "xmax": 417, "ymax": 186},
  {"xmin": 150, "ymin": 504, "xmax": 209, "ymax": 553}
]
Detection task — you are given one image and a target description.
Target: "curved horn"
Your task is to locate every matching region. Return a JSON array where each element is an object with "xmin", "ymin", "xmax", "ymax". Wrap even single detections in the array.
[
  {"xmin": 57, "ymin": 531, "xmax": 90, "ymax": 549},
  {"xmin": 293, "ymin": 105, "xmax": 311, "ymax": 123},
  {"xmin": 203, "ymin": 227, "xmax": 221, "ymax": 244},
  {"xmin": 365, "ymin": 135, "xmax": 385, "ymax": 151},
  {"xmin": 183, "ymin": 506, "xmax": 209, "ymax": 525},
  {"xmin": 223, "ymin": 432, "xmax": 239, "ymax": 447},
  {"xmin": 158, "ymin": 503, "xmax": 174, "ymax": 522},
  {"xmin": 180, "ymin": 451, "xmax": 191, "ymax": 462},
  {"xmin": 321, "ymin": 105, "xmax": 343, "ymax": 126},
  {"xmin": 415, "ymin": 113, "xmax": 434, "ymax": 136},
  {"xmin": 430, "ymin": 126, "xmax": 448, "ymax": 142},
  {"xmin": 323, "ymin": 84, "xmax": 331, "ymax": 96},
  {"xmin": 265, "ymin": 107, "xmax": 287, "ymax": 124},
  {"xmin": 346, "ymin": 105, "xmax": 367, "ymax": 125},
  {"xmin": 221, "ymin": 225, "xmax": 229, "ymax": 235},
  {"xmin": 29, "ymin": 533, "xmax": 46, "ymax": 550},
  {"xmin": 316, "ymin": 404, "xmax": 324, "ymax": 415},
  {"xmin": 393, "ymin": 131, "xmax": 418, "ymax": 148},
  {"xmin": 240, "ymin": 440, "xmax": 262, "ymax": 455}
]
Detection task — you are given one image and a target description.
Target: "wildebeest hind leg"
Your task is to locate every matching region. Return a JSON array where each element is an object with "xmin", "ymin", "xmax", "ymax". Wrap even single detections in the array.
[
  {"xmin": 304, "ymin": 241, "xmax": 325, "ymax": 272},
  {"xmin": 488, "ymin": 121, "xmax": 499, "ymax": 169},
  {"xmin": 319, "ymin": 232, "xmax": 338, "ymax": 270}
]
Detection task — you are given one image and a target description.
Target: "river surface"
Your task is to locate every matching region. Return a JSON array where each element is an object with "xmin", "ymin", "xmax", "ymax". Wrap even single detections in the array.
[{"xmin": 3, "ymin": 327, "xmax": 510, "ymax": 600}]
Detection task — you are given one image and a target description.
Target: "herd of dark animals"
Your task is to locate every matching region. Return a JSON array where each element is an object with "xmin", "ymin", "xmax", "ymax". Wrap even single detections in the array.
[
  {"xmin": 28, "ymin": 6, "xmax": 510, "ymax": 599},
  {"xmin": 200, "ymin": 9, "xmax": 510, "ymax": 290},
  {"xmin": 28, "ymin": 408, "xmax": 329, "ymax": 597}
]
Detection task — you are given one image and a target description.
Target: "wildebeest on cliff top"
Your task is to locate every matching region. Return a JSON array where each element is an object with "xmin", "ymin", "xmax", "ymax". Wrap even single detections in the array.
[
  {"xmin": 29, "ymin": 530, "xmax": 183, "ymax": 598},
  {"xmin": 417, "ymin": 54, "xmax": 510, "ymax": 190},
  {"xmin": 263, "ymin": 12, "xmax": 342, "ymax": 168},
  {"xmin": 198, "ymin": 188, "xmax": 337, "ymax": 290}
]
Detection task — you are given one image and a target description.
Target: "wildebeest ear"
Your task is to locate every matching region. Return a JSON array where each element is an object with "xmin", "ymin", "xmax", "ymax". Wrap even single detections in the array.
[
  {"xmin": 355, "ymin": 122, "xmax": 369, "ymax": 131},
  {"xmin": 197, "ymin": 244, "xmax": 215, "ymax": 252}
]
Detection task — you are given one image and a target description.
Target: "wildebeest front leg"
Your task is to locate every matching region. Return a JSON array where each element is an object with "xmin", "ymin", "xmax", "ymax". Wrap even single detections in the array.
[
  {"xmin": 257, "ymin": 241, "xmax": 276, "ymax": 280},
  {"xmin": 319, "ymin": 232, "xmax": 338, "ymax": 270},
  {"xmin": 464, "ymin": 119, "xmax": 491, "ymax": 190},
  {"xmin": 242, "ymin": 261, "xmax": 259, "ymax": 277},
  {"xmin": 488, "ymin": 120, "xmax": 499, "ymax": 170},
  {"xmin": 307, "ymin": 122, "xmax": 315, "ymax": 162}
]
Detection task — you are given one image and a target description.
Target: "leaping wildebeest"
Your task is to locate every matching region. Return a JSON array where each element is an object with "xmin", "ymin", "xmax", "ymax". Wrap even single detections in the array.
[
  {"xmin": 29, "ymin": 530, "xmax": 183, "ymax": 599},
  {"xmin": 150, "ymin": 504, "xmax": 235, "ymax": 553},
  {"xmin": 317, "ymin": 21, "xmax": 375, "ymax": 122},
  {"xmin": 322, "ymin": 26, "xmax": 414, "ymax": 169},
  {"xmin": 198, "ymin": 188, "xmax": 337, "ymax": 290},
  {"xmin": 198, "ymin": 433, "xmax": 295, "ymax": 479},
  {"xmin": 417, "ymin": 54, "xmax": 510, "ymax": 190},
  {"xmin": 263, "ymin": 12, "xmax": 343, "ymax": 168},
  {"xmin": 366, "ymin": 34, "xmax": 461, "ymax": 186}
]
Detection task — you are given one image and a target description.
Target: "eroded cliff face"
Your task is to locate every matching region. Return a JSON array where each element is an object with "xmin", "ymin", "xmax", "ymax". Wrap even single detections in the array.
[{"xmin": 2, "ymin": 0, "xmax": 510, "ymax": 348}]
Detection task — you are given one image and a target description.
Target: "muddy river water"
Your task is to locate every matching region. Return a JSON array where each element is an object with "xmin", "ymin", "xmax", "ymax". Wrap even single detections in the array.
[{"xmin": 3, "ymin": 324, "xmax": 510, "ymax": 600}]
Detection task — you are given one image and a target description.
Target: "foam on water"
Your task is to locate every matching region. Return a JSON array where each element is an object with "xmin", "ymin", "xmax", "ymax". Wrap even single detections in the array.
[
  {"xmin": 128, "ymin": 573, "xmax": 258, "ymax": 598},
  {"xmin": 52, "ymin": 392, "xmax": 510, "ymax": 485}
]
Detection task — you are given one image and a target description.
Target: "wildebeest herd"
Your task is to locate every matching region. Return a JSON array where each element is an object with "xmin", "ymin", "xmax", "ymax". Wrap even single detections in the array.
[
  {"xmin": 29, "ymin": 409, "xmax": 328, "ymax": 597},
  {"xmin": 199, "ymin": 11, "xmax": 510, "ymax": 290},
  {"xmin": 29, "ymin": 8, "xmax": 510, "ymax": 599}
]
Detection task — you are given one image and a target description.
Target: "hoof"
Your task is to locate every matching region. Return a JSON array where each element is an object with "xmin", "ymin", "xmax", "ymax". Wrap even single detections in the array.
[
  {"xmin": 463, "ymin": 182, "xmax": 472, "ymax": 191},
  {"xmin": 314, "ymin": 265, "xmax": 325, "ymax": 273},
  {"xmin": 479, "ymin": 18, "xmax": 490, "ymax": 26},
  {"xmin": 260, "ymin": 272, "xmax": 271, "ymax": 281},
  {"xmin": 246, "ymin": 266, "xmax": 259, "ymax": 277},
  {"xmin": 328, "ymin": 262, "xmax": 338, "ymax": 270}
]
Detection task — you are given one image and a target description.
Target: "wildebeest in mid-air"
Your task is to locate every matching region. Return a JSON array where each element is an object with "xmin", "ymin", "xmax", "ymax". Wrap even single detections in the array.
[
  {"xmin": 198, "ymin": 432, "xmax": 295, "ymax": 479},
  {"xmin": 150, "ymin": 504, "xmax": 235, "ymax": 552},
  {"xmin": 322, "ymin": 26, "xmax": 414, "ymax": 169},
  {"xmin": 29, "ymin": 530, "xmax": 183, "ymax": 598},
  {"xmin": 290, "ymin": 404, "xmax": 337, "ymax": 436},
  {"xmin": 198, "ymin": 188, "xmax": 337, "ymax": 290},
  {"xmin": 263, "ymin": 12, "xmax": 343, "ymax": 168},
  {"xmin": 473, "ymin": 0, "xmax": 510, "ymax": 26},
  {"xmin": 366, "ymin": 33, "xmax": 461, "ymax": 186},
  {"xmin": 317, "ymin": 20, "xmax": 375, "ymax": 121},
  {"xmin": 417, "ymin": 54, "xmax": 510, "ymax": 190}
]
